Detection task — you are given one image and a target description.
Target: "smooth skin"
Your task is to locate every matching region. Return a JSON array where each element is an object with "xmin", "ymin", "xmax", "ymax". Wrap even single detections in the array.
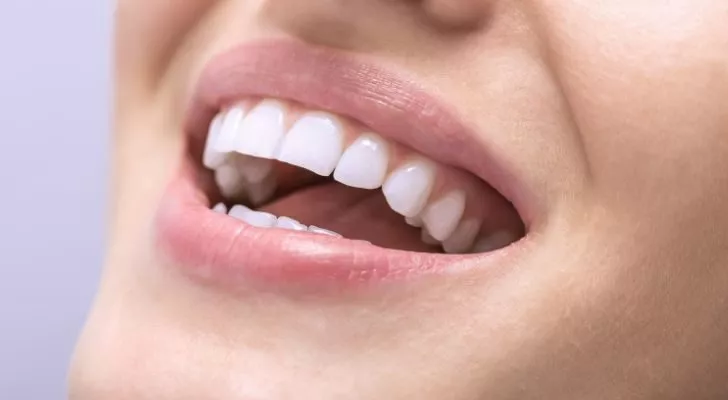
[{"xmin": 71, "ymin": 1, "xmax": 728, "ymax": 399}]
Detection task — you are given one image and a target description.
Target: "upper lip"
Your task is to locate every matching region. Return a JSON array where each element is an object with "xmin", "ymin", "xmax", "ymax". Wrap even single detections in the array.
[{"xmin": 185, "ymin": 40, "xmax": 533, "ymax": 227}]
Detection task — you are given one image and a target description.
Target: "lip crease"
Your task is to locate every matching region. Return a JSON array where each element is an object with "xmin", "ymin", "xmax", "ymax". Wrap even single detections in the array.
[{"xmin": 156, "ymin": 39, "xmax": 533, "ymax": 289}]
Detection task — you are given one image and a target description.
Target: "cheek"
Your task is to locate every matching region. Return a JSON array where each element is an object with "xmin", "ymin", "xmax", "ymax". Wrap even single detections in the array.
[
  {"xmin": 537, "ymin": 1, "xmax": 728, "ymax": 203},
  {"xmin": 116, "ymin": 0, "xmax": 216, "ymax": 86}
]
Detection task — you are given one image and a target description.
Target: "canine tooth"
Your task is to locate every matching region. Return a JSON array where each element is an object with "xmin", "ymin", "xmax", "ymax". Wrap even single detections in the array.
[
  {"xmin": 308, "ymin": 226, "xmax": 343, "ymax": 238},
  {"xmin": 276, "ymin": 216, "xmax": 308, "ymax": 231},
  {"xmin": 406, "ymin": 216, "xmax": 423, "ymax": 227},
  {"xmin": 277, "ymin": 112, "xmax": 344, "ymax": 176},
  {"xmin": 212, "ymin": 203, "xmax": 228, "ymax": 214},
  {"xmin": 247, "ymin": 175, "xmax": 277, "ymax": 206},
  {"xmin": 421, "ymin": 228, "xmax": 440, "ymax": 246},
  {"xmin": 203, "ymin": 113, "xmax": 228, "ymax": 169},
  {"xmin": 233, "ymin": 100, "xmax": 286, "ymax": 159},
  {"xmin": 229, "ymin": 205, "xmax": 276, "ymax": 228},
  {"xmin": 471, "ymin": 231, "xmax": 517, "ymax": 253},
  {"xmin": 442, "ymin": 219, "xmax": 481, "ymax": 254},
  {"xmin": 333, "ymin": 133, "xmax": 389, "ymax": 189},
  {"xmin": 421, "ymin": 190, "xmax": 466, "ymax": 241},
  {"xmin": 214, "ymin": 164, "xmax": 246, "ymax": 199},
  {"xmin": 215, "ymin": 105, "xmax": 246, "ymax": 153},
  {"xmin": 382, "ymin": 159, "xmax": 436, "ymax": 218}
]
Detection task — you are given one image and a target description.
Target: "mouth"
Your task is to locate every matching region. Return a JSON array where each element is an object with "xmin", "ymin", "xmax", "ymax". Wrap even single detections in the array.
[{"xmin": 156, "ymin": 41, "xmax": 532, "ymax": 288}]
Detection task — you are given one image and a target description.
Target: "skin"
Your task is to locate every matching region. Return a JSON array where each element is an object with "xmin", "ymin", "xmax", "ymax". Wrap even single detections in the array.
[{"xmin": 70, "ymin": 1, "xmax": 728, "ymax": 399}]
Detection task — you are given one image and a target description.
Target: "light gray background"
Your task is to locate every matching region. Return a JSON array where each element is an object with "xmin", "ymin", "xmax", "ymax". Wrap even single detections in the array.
[{"xmin": 0, "ymin": 1, "xmax": 111, "ymax": 398}]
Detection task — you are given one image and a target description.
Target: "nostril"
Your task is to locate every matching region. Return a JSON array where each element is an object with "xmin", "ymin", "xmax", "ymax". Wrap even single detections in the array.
[{"xmin": 422, "ymin": 0, "xmax": 491, "ymax": 30}]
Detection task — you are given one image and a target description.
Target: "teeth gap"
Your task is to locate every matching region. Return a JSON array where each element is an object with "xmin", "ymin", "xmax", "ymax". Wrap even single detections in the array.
[{"xmin": 201, "ymin": 99, "xmax": 522, "ymax": 254}]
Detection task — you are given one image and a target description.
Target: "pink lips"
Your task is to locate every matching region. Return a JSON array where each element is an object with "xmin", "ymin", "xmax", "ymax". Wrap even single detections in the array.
[{"xmin": 156, "ymin": 40, "xmax": 530, "ymax": 289}]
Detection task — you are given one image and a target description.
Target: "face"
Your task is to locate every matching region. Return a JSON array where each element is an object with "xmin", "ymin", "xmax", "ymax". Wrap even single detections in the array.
[{"xmin": 70, "ymin": 1, "xmax": 728, "ymax": 398}]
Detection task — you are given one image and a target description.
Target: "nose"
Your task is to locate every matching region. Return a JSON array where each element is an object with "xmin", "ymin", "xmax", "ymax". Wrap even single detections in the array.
[{"xmin": 259, "ymin": 0, "xmax": 493, "ymax": 50}]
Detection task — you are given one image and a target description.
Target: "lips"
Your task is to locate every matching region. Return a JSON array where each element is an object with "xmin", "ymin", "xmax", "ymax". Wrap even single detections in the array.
[{"xmin": 155, "ymin": 40, "xmax": 532, "ymax": 289}]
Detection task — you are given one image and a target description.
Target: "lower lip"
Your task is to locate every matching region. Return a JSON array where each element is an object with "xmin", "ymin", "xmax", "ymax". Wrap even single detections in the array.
[{"xmin": 154, "ymin": 158, "xmax": 522, "ymax": 290}]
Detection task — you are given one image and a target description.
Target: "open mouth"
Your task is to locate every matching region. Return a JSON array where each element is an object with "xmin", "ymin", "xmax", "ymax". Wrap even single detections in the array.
[
  {"xmin": 201, "ymin": 97, "xmax": 524, "ymax": 254},
  {"xmin": 156, "ymin": 41, "xmax": 531, "ymax": 287}
]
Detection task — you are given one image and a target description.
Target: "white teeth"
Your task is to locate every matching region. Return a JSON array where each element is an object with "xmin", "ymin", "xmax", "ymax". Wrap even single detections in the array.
[
  {"xmin": 229, "ymin": 205, "xmax": 276, "ymax": 228},
  {"xmin": 442, "ymin": 219, "xmax": 481, "ymax": 254},
  {"xmin": 233, "ymin": 100, "xmax": 286, "ymax": 159},
  {"xmin": 277, "ymin": 112, "xmax": 344, "ymax": 176},
  {"xmin": 333, "ymin": 133, "xmax": 389, "ymax": 189},
  {"xmin": 382, "ymin": 159, "xmax": 436, "ymax": 218},
  {"xmin": 308, "ymin": 226, "xmax": 343, "ymax": 238},
  {"xmin": 228, "ymin": 204, "xmax": 252, "ymax": 220},
  {"xmin": 214, "ymin": 163, "xmax": 246, "ymax": 199},
  {"xmin": 203, "ymin": 114, "xmax": 228, "ymax": 169},
  {"xmin": 212, "ymin": 203, "xmax": 228, "ymax": 214},
  {"xmin": 215, "ymin": 105, "xmax": 246, "ymax": 153},
  {"xmin": 421, "ymin": 190, "xmax": 466, "ymax": 241},
  {"xmin": 276, "ymin": 216, "xmax": 308, "ymax": 231},
  {"xmin": 471, "ymin": 231, "xmax": 517, "ymax": 253}
]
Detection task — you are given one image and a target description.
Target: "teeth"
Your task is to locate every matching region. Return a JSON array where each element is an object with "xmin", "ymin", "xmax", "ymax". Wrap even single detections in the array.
[
  {"xmin": 382, "ymin": 159, "xmax": 436, "ymax": 218},
  {"xmin": 442, "ymin": 219, "xmax": 481, "ymax": 254},
  {"xmin": 229, "ymin": 205, "xmax": 277, "ymax": 228},
  {"xmin": 233, "ymin": 100, "xmax": 286, "ymax": 159},
  {"xmin": 421, "ymin": 190, "xmax": 466, "ymax": 241},
  {"xmin": 212, "ymin": 203, "xmax": 228, "ymax": 214},
  {"xmin": 277, "ymin": 112, "xmax": 344, "ymax": 176},
  {"xmin": 214, "ymin": 105, "xmax": 246, "ymax": 153},
  {"xmin": 203, "ymin": 114, "xmax": 228, "ymax": 169},
  {"xmin": 276, "ymin": 216, "xmax": 308, "ymax": 231},
  {"xmin": 308, "ymin": 226, "xmax": 343, "ymax": 238},
  {"xmin": 334, "ymin": 133, "xmax": 389, "ymax": 189},
  {"xmin": 214, "ymin": 163, "xmax": 246, "ymax": 199},
  {"xmin": 471, "ymin": 231, "xmax": 517, "ymax": 253}
]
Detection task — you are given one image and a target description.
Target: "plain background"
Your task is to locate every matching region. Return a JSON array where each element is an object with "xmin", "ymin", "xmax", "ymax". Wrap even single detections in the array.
[{"xmin": 0, "ymin": 1, "xmax": 111, "ymax": 398}]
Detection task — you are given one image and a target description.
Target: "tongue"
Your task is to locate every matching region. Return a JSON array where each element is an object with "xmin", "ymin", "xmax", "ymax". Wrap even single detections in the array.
[{"xmin": 260, "ymin": 182, "xmax": 439, "ymax": 253}]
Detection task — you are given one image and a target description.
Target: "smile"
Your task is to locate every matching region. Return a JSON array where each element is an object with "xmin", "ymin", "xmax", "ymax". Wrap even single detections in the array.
[{"xmin": 155, "ymin": 40, "xmax": 535, "ymax": 289}]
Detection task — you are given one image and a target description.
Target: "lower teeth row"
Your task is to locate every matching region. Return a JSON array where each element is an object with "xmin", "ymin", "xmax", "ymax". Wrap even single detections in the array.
[{"xmin": 212, "ymin": 203, "xmax": 342, "ymax": 238}]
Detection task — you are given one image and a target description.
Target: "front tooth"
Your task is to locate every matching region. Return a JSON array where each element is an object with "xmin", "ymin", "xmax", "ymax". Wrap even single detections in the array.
[
  {"xmin": 229, "ymin": 205, "xmax": 276, "ymax": 228},
  {"xmin": 471, "ymin": 231, "xmax": 517, "ymax": 253},
  {"xmin": 382, "ymin": 159, "xmax": 436, "ymax": 218},
  {"xmin": 421, "ymin": 190, "xmax": 466, "ymax": 241},
  {"xmin": 333, "ymin": 133, "xmax": 389, "ymax": 189},
  {"xmin": 214, "ymin": 163, "xmax": 246, "ymax": 199},
  {"xmin": 203, "ymin": 113, "xmax": 228, "ymax": 169},
  {"xmin": 276, "ymin": 216, "xmax": 308, "ymax": 231},
  {"xmin": 277, "ymin": 112, "xmax": 344, "ymax": 176},
  {"xmin": 233, "ymin": 100, "xmax": 286, "ymax": 159},
  {"xmin": 442, "ymin": 219, "xmax": 481, "ymax": 254},
  {"xmin": 308, "ymin": 226, "xmax": 343, "ymax": 238},
  {"xmin": 214, "ymin": 105, "xmax": 246, "ymax": 153}
]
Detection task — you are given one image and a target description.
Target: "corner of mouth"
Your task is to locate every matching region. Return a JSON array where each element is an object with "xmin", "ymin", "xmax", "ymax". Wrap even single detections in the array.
[{"xmin": 156, "ymin": 39, "xmax": 536, "ymax": 289}]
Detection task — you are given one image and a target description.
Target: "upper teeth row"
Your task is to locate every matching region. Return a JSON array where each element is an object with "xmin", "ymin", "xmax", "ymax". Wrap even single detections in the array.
[{"xmin": 203, "ymin": 99, "xmax": 504, "ymax": 253}]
